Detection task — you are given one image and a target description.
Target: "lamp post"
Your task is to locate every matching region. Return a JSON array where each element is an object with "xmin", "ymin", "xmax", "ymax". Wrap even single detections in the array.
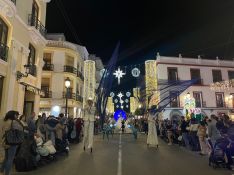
[{"xmin": 65, "ymin": 77, "xmax": 71, "ymax": 117}]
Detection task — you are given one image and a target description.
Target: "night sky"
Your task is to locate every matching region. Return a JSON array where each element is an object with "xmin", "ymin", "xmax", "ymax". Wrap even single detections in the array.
[
  {"xmin": 46, "ymin": 0, "xmax": 234, "ymax": 112},
  {"xmin": 46, "ymin": 0, "xmax": 234, "ymax": 66}
]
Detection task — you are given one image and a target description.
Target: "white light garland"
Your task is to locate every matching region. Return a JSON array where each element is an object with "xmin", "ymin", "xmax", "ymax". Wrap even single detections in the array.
[{"xmin": 210, "ymin": 79, "xmax": 234, "ymax": 91}]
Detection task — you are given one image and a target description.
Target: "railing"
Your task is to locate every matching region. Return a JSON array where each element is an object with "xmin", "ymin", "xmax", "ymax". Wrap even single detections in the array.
[
  {"xmin": 76, "ymin": 94, "xmax": 83, "ymax": 103},
  {"xmin": 77, "ymin": 70, "xmax": 84, "ymax": 81},
  {"xmin": 28, "ymin": 14, "xmax": 47, "ymax": 37},
  {"xmin": 0, "ymin": 43, "xmax": 8, "ymax": 62},
  {"xmin": 64, "ymin": 65, "xmax": 77, "ymax": 75},
  {"xmin": 28, "ymin": 64, "xmax": 37, "ymax": 77},
  {"xmin": 41, "ymin": 91, "xmax": 52, "ymax": 98},
  {"xmin": 10, "ymin": 0, "xmax": 16, "ymax": 5},
  {"xmin": 63, "ymin": 92, "xmax": 76, "ymax": 100},
  {"xmin": 43, "ymin": 63, "xmax": 54, "ymax": 71}
]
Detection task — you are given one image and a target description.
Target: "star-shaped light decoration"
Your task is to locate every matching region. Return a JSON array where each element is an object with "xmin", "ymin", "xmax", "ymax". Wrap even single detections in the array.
[
  {"xmin": 117, "ymin": 92, "xmax": 124, "ymax": 99},
  {"xmin": 113, "ymin": 68, "xmax": 126, "ymax": 85}
]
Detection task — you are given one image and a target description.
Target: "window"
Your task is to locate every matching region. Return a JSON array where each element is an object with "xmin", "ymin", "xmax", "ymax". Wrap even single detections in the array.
[
  {"xmin": 216, "ymin": 92, "xmax": 224, "ymax": 108},
  {"xmin": 230, "ymin": 93, "xmax": 234, "ymax": 108},
  {"xmin": 170, "ymin": 91, "xmax": 179, "ymax": 107},
  {"xmin": 0, "ymin": 76, "xmax": 3, "ymax": 110},
  {"xmin": 32, "ymin": 0, "xmax": 39, "ymax": 21},
  {"xmin": 168, "ymin": 68, "xmax": 178, "ymax": 81},
  {"xmin": 212, "ymin": 70, "xmax": 222, "ymax": 83},
  {"xmin": 43, "ymin": 53, "xmax": 52, "ymax": 64},
  {"xmin": 0, "ymin": 18, "xmax": 8, "ymax": 45},
  {"xmin": 0, "ymin": 18, "xmax": 8, "ymax": 61},
  {"xmin": 190, "ymin": 69, "xmax": 201, "ymax": 84},
  {"xmin": 28, "ymin": 44, "xmax": 36, "ymax": 65},
  {"xmin": 228, "ymin": 71, "xmax": 234, "ymax": 80},
  {"xmin": 193, "ymin": 92, "xmax": 202, "ymax": 107}
]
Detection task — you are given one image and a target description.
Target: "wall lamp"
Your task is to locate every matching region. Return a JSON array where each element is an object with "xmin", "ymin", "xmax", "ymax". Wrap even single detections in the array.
[{"xmin": 16, "ymin": 65, "xmax": 30, "ymax": 81}]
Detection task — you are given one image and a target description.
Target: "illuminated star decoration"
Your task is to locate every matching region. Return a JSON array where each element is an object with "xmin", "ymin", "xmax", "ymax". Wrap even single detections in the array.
[{"xmin": 113, "ymin": 68, "xmax": 126, "ymax": 85}]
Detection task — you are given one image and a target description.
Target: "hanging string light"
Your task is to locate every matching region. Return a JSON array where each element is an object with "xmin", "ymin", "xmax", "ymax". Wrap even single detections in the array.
[{"xmin": 210, "ymin": 79, "xmax": 234, "ymax": 91}]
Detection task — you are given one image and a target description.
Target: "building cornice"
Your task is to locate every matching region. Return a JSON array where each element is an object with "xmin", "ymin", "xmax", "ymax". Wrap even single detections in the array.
[
  {"xmin": 156, "ymin": 62, "xmax": 234, "ymax": 69},
  {"xmin": 28, "ymin": 27, "xmax": 47, "ymax": 46},
  {"xmin": 0, "ymin": 0, "xmax": 17, "ymax": 18}
]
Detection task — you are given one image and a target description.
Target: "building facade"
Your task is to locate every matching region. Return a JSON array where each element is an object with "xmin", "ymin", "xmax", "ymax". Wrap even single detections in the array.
[
  {"xmin": 0, "ymin": 0, "xmax": 49, "ymax": 118},
  {"xmin": 154, "ymin": 55, "xmax": 234, "ymax": 120},
  {"xmin": 39, "ymin": 33, "xmax": 88, "ymax": 117}
]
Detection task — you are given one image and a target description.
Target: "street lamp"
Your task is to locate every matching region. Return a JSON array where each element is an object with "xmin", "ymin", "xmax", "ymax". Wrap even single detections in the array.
[{"xmin": 65, "ymin": 77, "xmax": 71, "ymax": 117}]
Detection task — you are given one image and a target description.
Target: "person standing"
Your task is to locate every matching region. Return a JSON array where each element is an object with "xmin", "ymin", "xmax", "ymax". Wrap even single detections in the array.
[
  {"xmin": 1, "ymin": 111, "xmax": 23, "ymax": 175},
  {"xmin": 180, "ymin": 116, "xmax": 190, "ymax": 149},
  {"xmin": 197, "ymin": 121, "xmax": 208, "ymax": 155},
  {"xmin": 147, "ymin": 107, "xmax": 159, "ymax": 148},
  {"xmin": 27, "ymin": 112, "xmax": 37, "ymax": 138},
  {"xmin": 83, "ymin": 98, "xmax": 96, "ymax": 153},
  {"xmin": 208, "ymin": 114, "xmax": 221, "ymax": 148}
]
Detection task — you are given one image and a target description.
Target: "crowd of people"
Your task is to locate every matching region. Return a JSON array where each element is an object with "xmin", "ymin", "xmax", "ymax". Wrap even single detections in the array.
[
  {"xmin": 158, "ymin": 114, "xmax": 234, "ymax": 169},
  {"xmin": 0, "ymin": 110, "xmax": 85, "ymax": 175}
]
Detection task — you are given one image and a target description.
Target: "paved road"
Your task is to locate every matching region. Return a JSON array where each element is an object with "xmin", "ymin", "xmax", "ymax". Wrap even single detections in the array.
[{"xmin": 13, "ymin": 134, "xmax": 231, "ymax": 175}]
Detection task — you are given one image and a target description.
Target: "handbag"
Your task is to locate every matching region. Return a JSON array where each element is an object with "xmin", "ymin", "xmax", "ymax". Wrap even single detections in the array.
[{"xmin": 4, "ymin": 120, "xmax": 24, "ymax": 145}]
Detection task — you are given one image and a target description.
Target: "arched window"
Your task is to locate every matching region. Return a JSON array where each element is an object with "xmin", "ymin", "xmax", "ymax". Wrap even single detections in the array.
[{"xmin": 0, "ymin": 17, "xmax": 8, "ymax": 61}]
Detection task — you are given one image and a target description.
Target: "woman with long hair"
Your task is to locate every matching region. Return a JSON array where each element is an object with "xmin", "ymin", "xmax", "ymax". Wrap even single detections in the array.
[{"xmin": 1, "ymin": 111, "xmax": 23, "ymax": 175}]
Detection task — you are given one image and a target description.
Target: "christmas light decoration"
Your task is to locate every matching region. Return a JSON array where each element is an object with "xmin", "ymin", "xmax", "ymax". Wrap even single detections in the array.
[
  {"xmin": 131, "ymin": 67, "xmax": 140, "ymax": 77},
  {"xmin": 113, "ymin": 68, "xmax": 126, "ymax": 84}
]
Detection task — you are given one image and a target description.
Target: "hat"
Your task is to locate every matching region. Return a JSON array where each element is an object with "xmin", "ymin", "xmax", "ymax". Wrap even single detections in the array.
[{"xmin": 87, "ymin": 97, "xmax": 93, "ymax": 102}]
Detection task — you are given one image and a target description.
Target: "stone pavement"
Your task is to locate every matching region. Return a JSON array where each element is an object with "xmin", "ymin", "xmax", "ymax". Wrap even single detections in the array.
[{"xmin": 12, "ymin": 134, "xmax": 231, "ymax": 175}]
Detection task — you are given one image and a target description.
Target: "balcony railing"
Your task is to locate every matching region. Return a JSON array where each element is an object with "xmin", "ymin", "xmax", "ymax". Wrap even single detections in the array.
[
  {"xmin": 28, "ymin": 14, "xmax": 47, "ymax": 37},
  {"xmin": 63, "ymin": 92, "xmax": 76, "ymax": 100},
  {"xmin": 77, "ymin": 70, "xmax": 84, "ymax": 81},
  {"xmin": 41, "ymin": 91, "xmax": 52, "ymax": 98},
  {"xmin": 76, "ymin": 94, "xmax": 83, "ymax": 103},
  {"xmin": 0, "ymin": 43, "xmax": 8, "ymax": 62},
  {"xmin": 28, "ymin": 64, "xmax": 37, "ymax": 77},
  {"xmin": 64, "ymin": 65, "xmax": 77, "ymax": 75},
  {"xmin": 10, "ymin": 0, "xmax": 16, "ymax": 5},
  {"xmin": 43, "ymin": 63, "xmax": 54, "ymax": 71}
]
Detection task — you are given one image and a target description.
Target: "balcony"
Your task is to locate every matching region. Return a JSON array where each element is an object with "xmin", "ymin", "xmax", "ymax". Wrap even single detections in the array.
[
  {"xmin": 76, "ymin": 94, "xmax": 83, "ymax": 103},
  {"xmin": 28, "ymin": 64, "xmax": 37, "ymax": 77},
  {"xmin": 43, "ymin": 63, "xmax": 54, "ymax": 71},
  {"xmin": 64, "ymin": 65, "xmax": 77, "ymax": 75},
  {"xmin": 28, "ymin": 14, "xmax": 47, "ymax": 37},
  {"xmin": 0, "ymin": 43, "xmax": 8, "ymax": 62},
  {"xmin": 63, "ymin": 92, "xmax": 76, "ymax": 100},
  {"xmin": 77, "ymin": 70, "xmax": 84, "ymax": 81},
  {"xmin": 41, "ymin": 91, "xmax": 52, "ymax": 98}
]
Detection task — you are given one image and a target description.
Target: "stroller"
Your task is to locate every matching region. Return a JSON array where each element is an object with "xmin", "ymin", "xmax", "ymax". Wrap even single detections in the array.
[
  {"xmin": 209, "ymin": 138, "xmax": 229, "ymax": 169},
  {"xmin": 55, "ymin": 137, "xmax": 69, "ymax": 155},
  {"xmin": 35, "ymin": 135, "xmax": 57, "ymax": 165}
]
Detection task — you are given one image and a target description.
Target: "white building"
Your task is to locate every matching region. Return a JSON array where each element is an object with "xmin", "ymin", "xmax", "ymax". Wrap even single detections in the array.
[
  {"xmin": 40, "ymin": 33, "xmax": 88, "ymax": 117},
  {"xmin": 154, "ymin": 55, "xmax": 234, "ymax": 120}
]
